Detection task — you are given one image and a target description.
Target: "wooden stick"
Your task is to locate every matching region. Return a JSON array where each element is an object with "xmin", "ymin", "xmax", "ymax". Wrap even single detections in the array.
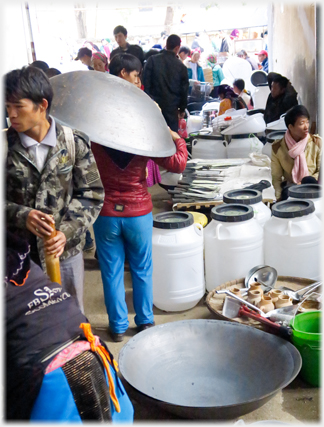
[{"xmin": 44, "ymin": 216, "xmax": 62, "ymax": 285}]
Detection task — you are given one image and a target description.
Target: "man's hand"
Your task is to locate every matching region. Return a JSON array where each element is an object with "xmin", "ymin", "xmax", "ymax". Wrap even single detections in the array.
[
  {"xmin": 26, "ymin": 210, "xmax": 55, "ymax": 238},
  {"xmin": 43, "ymin": 230, "xmax": 67, "ymax": 258}
]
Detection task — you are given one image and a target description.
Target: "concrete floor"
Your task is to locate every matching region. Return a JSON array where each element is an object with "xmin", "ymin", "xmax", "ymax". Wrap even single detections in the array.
[{"xmin": 83, "ymin": 184, "xmax": 321, "ymax": 424}]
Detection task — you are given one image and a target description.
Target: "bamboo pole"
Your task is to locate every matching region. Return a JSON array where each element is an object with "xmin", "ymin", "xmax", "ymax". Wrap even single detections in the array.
[{"xmin": 44, "ymin": 216, "xmax": 62, "ymax": 285}]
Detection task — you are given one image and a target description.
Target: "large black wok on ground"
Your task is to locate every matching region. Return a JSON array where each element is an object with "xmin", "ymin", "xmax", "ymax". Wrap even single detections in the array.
[{"xmin": 118, "ymin": 319, "xmax": 301, "ymax": 420}]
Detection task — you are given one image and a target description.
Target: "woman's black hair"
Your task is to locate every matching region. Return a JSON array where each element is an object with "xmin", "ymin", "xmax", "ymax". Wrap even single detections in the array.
[
  {"xmin": 284, "ymin": 105, "xmax": 310, "ymax": 128},
  {"xmin": 179, "ymin": 46, "xmax": 191, "ymax": 55},
  {"xmin": 233, "ymin": 78, "xmax": 245, "ymax": 92},
  {"xmin": 5, "ymin": 66, "xmax": 53, "ymax": 115},
  {"xmin": 109, "ymin": 53, "xmax": 142, "ymax": 76}
]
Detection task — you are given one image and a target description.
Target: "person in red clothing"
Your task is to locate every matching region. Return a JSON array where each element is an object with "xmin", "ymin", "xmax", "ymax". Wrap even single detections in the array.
[{"xmin": 92, "ymin": 53, "xmax": 188, "ymax": 342}]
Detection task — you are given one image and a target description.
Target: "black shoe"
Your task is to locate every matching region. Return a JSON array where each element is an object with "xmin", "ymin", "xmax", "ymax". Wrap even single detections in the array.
[
  {"xmin": 137, "ymin": 322, "xmax": 155, "ymax": 333},
  {"xmin": 110, "ymin": 331, "xmax": 125, "ymax": 342},
  {"xmin": 83, "ymin": 240, "xmax": 95, "ymax": 252}
]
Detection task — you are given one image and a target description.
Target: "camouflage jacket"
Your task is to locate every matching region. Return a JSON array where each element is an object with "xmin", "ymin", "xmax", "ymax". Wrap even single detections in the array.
[{"xmin": 6, "ymin": 122, "xmax": 104, "ymax": 270}]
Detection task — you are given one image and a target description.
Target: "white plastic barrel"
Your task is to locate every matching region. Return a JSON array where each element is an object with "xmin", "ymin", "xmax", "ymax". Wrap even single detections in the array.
[
  {"xmin": 288, "ymin": 184, "xmax": 322, "ymax": 220},
  {"xmin": 223, "ymin": 189, "xmax": 271, "ymax": 227},
  {"xmin": 252, "ymin": 83, "xmax": 270, "ymax": 110},
  {"xmin": 204, "ymin": 204, "xmax": 264, "ymax": 291},
  {"xmin": 264, "ymin": 200, "xmax": 322, "ymax": 280},
  {"xmin": 226, "ymin": 135, "xmax": 263, "ymax": 158},
  {"xmin": 152, "ymin": 212, "xmax": 205, "ymax": 311},
  {"xmin": 191, "ymin": 133, "xmax": 227, "ymax": 159}
]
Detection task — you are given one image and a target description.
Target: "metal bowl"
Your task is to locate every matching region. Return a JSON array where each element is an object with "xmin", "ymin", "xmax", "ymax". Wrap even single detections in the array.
[
  {"xmin": 245, "ymin": 265, "xmax": 278, "ymax": 289},
  {"xmin": 118, "ymin": 319, "xmax": 301, "ymax": 419}
]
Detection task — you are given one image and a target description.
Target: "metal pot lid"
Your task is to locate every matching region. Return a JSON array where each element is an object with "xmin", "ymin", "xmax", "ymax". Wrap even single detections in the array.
[
  {"xmin": 272, "ymin": 200, "xmax": 315, "ymax": 218},
  {"xmin": 223, "ymin": 189, "xmax": 262, "ymax": 205},
  {"xmin": 211, "ymin": 204, "xmax": 254, "ymax": 222},
  {"xmin": 153, "ymin": 212, "xmax": 194, "ymax": 229},
  {"xmin": 266, "ymin": 130, "xmax": 286, "ymax": 142},
  {"xmin": 288, "ymin": 184, "xmax": 322, "ymax": 199},
  {"xmin": 50, "ymin": 71, "xmax": 176, "ymax": 157},
  {"xmin": 250, "ymin": 70, "xmax": 268, "ymax": 87}
]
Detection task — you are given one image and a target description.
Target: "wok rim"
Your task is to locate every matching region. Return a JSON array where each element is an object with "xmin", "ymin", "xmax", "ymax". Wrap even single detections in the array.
[{"xmin": 118, "ymin": 319, "xmax": 302, "ymax": 410}]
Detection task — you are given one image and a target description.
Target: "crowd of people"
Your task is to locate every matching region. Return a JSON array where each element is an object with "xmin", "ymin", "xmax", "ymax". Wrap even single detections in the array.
[{"xmin": 4, "ymin": 23, "xmax": 321, "ymax": 423}]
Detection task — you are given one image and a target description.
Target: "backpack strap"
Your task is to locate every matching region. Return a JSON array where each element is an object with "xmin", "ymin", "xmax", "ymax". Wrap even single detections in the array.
[{"xmin": 62, "ymin": 126, "xmax": 75, "ymax": 165}]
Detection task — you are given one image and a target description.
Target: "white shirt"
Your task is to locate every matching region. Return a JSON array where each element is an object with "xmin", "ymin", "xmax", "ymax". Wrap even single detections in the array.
[
  {"xmin": 19, "ymin": 117, "xmax": 57, "ymax": 172},
  {"xmin": 188, "ymin": 61, "xmax": 198, "ymax": 81}
]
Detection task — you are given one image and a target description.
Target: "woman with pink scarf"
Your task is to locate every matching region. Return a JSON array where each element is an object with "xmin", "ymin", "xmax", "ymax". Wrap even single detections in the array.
[{"xmin": 271, "ymin": 105, "xmax": 321, "ymax": 201}]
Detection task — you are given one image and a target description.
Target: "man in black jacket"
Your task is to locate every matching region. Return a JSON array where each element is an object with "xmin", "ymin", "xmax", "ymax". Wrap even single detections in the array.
[
  {"xmin": 143, "ymin": 34, "xmax": 189, "ymax": 132},
  {"xmin": 110, "ymin": 25, "xmax": 145, "ymax": 65}
]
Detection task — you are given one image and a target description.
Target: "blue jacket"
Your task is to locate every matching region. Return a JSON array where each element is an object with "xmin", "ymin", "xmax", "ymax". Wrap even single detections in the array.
[
  {"xmin": 262, "ymin": 57, "xmax": 269, "ymax": 73},
  {"xmin": 187, "ymin": 63, "xmax": 205, "ymax": 82}
]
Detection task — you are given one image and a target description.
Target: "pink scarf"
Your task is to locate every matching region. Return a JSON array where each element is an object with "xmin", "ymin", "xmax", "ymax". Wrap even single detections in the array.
[{"xmin": 285, "ymin": 130, "xmax": 309, "ymax": 184}]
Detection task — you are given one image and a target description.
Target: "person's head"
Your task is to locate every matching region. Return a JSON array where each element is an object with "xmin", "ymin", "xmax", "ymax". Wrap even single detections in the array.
[
  {"xmin": 237, "ymin": 49, "xmax": 248, "ymax": 59},
  {"xmin": 206, "ymin": 53, "xmax": 217, "ymax": 67},
  {"xmin": 30, "ymin": 60, "xmax": 49, "ymax": 72},
  {"xmin": 256, "ymin": 49, "xmax": 268, "ymax": 64},
  {"xmin": 109, "ymin": 53, "xmax": 142, "ymax": 86},
  {"xmin": 190, "ymin": 49, "xmax": 200, "ymax": 63},
  {"xmin": 179, "ymin": 46, "xmax": 190, "ymax": 61},
  {"xmin": 284, "ymin": 105, "xmax": 310, "ymax": 141},
  {"xmin": 91, "ymin": 52, "xmax": 108, "ymax": 72},
  {"xmin": 217, "ymin": 84, "xmax": 236, "ymax": 100},
  {"xmin": 270, "ymin": 75, "xmax": 289, "ymax": 99},
  {"xmin": 5, "ymin": 66, "xmax": 53, "ymax": 131},
  {"xmin": 230, "ymin": 29, "xmax": 239, "ymax": 40},
  {"xmin": 75, "ymin": 47, "xmax": 92, "ymax": 66},
  {"xmin": 233, "ymin": 78, "xmax": 245, "ymax": 94},
  {"xmin": 144, "ymin": 48, "xmax": 160, "ymax": 62},
  {"xmin": 45, "ymin": 68, "xmax": 61, "ymax": 78},
  {"xmin": 195, "ymin": 32, "xmax": 200, "ymax": 38},
  {"xmin": 166, "ymin": 34, "xmax": 181, "ymax": 53},
  {"xmin": 113, "ymin": 25, "xmax": 128, "ymax": 48}
]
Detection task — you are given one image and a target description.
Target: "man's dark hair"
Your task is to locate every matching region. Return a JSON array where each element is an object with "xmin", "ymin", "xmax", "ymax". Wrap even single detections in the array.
[
  {"xmin": 195, "ymin": 32, "xmax": 200, "ymax": 37},
  {"xmin": 233, "ymin": 78, "xmax": 245, "ymax": 92},
  {"xmin": 113, "ymin": 25, "xmax": 127, "ymax": 36},
  {"xmin": 109, "ymin": 53, "xmax": 142, "ymax": 76},
  {"xmin": 272, "ymin": 75, "xmax": 289, "ymax": 89},
  {"xmin": 284, "ymin": 105, "xmax": 309, "ymax": 128},
  {"xmin": 166, "ymin": 34, "xmax": 181, "ymax": 50},
  {"xmin": 45, "ymin": 68, "xmax": 62, "ymax": 78},
  {"xmin": 30, "ymin": 60, "xmax": 49, "ymax": 72},
  {"xmin": 179, "ymin": 46, "xmax": 190, "ymax": 55},
  {"xmin": 5, "ymin": 66, "xmax": 53, "ymax": 115},
  {"xmin": 75, "ymin": 47, "xmax": 92, "ymax": 60}
]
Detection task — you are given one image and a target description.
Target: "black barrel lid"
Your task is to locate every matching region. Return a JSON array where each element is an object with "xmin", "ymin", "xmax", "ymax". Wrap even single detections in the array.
[
  {"xmin": 211, "ymin": 204, "xmax": 254, "ymax": 222},
  {"xmin": 251, "ymin": 70, "xmax": 268, "ymax": 87},
  {"xmin": 153, "ymin": 211, "xmax": 194, "ymax": 229},
  {"xmin": 223, "ymin": 189, "xmax": 262, "ymax": 205},
  {"xmin": 272, "ymin": 200, "xmax": 315, "ymax": 218},
  {"xmin": 189, "ymin": 132, "xmax": 224, "ymax": 141},
  {"xmin": 288, "ymin": 184, "xmax": 321, "ymax": 200}
]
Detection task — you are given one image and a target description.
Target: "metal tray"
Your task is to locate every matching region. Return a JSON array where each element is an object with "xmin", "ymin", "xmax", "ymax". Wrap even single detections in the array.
[{"xmin": 206, "ymin": 276, "xmax": 317, "ymax": 331}]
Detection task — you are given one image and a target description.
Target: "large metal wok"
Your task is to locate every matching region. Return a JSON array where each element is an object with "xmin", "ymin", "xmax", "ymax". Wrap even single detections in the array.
[
  {"xmin": 118, "ymin": 319, "xmax": 301, "ymax": 420},
  {"xmin": 50, "ymin": 71, "xmax": 175, "ymax": 157}
]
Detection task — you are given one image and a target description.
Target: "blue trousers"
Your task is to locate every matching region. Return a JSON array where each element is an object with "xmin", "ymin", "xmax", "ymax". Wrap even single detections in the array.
[{"xmin": 93, "ymin": 214, "xmax": 154, "ymax": 333}]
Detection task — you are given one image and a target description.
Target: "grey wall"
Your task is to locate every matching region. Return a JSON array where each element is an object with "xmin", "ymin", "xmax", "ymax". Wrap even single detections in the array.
[{"xmin": 268, "ymin": 3, "xmax": 318, "ymax": 131}]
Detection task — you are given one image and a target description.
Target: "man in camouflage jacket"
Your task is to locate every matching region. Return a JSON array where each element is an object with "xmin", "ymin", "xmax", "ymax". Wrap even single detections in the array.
[{"xmin": 5, "ymin": 66, "xmax": 104, "ymax": 312}]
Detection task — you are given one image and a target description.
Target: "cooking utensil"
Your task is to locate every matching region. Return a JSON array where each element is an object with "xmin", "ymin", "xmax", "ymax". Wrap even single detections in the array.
[
  {"xmin": 50, "ymin": 71, "xmax": 176, "ymax": 157},
  {"xmin": 223, "ymin": 297, "xmax": 292, "ymax": 340},
  {"xmin": 245, "ymin": 265, "xmax": 278, "ymax": 290},
  {"xmin": 215, "ymin": 289, "xmax": 265, "ymax": 316},
  {"xmin": 118, "ymin": 319, "xmax": 301, "ymax": 420},
  {"xmin": 279, "ymin": 281, "xmax": 322, "ymax": 301}
]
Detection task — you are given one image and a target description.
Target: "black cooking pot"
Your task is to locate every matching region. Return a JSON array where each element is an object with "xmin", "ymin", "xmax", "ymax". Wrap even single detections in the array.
[{"xmin": 119, "ymin": 319, "xmax": 301, "ymax": 420}]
